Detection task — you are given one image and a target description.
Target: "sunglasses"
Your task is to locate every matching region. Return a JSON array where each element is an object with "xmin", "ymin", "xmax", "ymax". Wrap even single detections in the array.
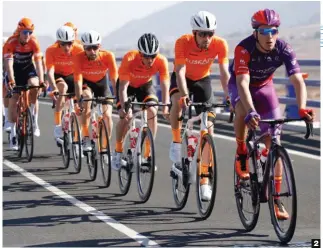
[
  {"xmin": 197, "ymin": 31, "xmax": 214, "ymax": 38},
  {"xmin": 142, "ymin": 53, "xmax": 157, "ymax": 59},
  {"xmin": 84, "ymin": 45, "xmax": 99, "ymax": 51},
  {"xmin": 60, "ymin": 41, "xmax": 73, "ymax": 46},
  {"xmin": 22, "ymin": 30, "xmax": 33, "ymax": 35},
  {"xmin": 257, "ymin": 28, "xmax": 279, "ymax": 36}
]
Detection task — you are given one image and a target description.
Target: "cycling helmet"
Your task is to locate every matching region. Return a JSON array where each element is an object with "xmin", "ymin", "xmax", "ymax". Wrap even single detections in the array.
[
  {"xmin": 138, "ymin": 33, "xmax": 159, "ymax": 55},
  {"xmin": 17, "ymin": 17, "xmax": 34, "ymax": 31},
  {"xmin": 190, "ymin": 11, "xmax": 217, "ymax": 31},
  {"xmin": 81, "ymin": 30, "xmax": 102, "ymax": 46},
  {"xmin": 56, "ymin": 26, "xmax": 75, "ymax": 42},
  {"xmin": 251, "ymin": 9, "xmax": 281, "ymax": 29}
]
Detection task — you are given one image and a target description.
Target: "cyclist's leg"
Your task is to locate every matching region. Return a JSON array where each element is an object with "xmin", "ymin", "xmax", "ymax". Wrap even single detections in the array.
[
  {"xmin": 53, "ymin": 74, "xmax": 70, "ymax": 138},
  {"xmin": 229, "ymin": 78, "xmax": 250, "ymax": 180},
  {"xmin": 81, "ymin": 80, "xmax": 93, "ymax": 151},
  {"xmin": 169, "ymin": 72, "xmax": 183, "ymax": 163},
  {"xmin": 255, "ymin": 82, "xmax": 288, "ymax": 219},
  {"xmin": 3, "ymin": 74, "xmax": 10, "ymax": 131},
  {"xmin": 27, "ymin": 64, "xmax": 40, "ymax": 136},
  {"xmin": 190, "ymin": 76, "xmax": 215, "ymax": 199}
]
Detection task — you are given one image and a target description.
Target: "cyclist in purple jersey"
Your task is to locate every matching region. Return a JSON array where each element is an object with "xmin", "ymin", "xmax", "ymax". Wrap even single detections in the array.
[{"xmin": 228, "ymin": 9, "xmax": 314, "ymax": 220}]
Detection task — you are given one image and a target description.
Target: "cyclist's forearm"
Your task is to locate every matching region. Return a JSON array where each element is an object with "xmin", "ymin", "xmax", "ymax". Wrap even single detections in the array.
[
  {"xmin": 176, "ymin": 65, "xmax": 188, "ymax": 96},
  {"xmin": 160, "ymin": 80, "xmax": 170, "ymax": 104},
  {"xmin": 119, "ymin": 80, "xmax": 129, "ymax": 108},
  {"xmin": 35, "ymin": 59, "xmax": 44, "ymax": 83},
  {"xmin": 219, "ymin": 63, "xmax": 230, "ymax": 97},
  {"xmin": 110, "ymin": 79, "xmax": 117, "ymax": 97},
  {"xmin": 290, "ymin": 73, "xmax": 307, "ymax": 110},
  {"xmin": 236, "ymin": 75, "xmax": 255, "ymax": 112},
  {"xmin": 75, "ymin": 81, "xmax": 82, "ymax": 101},
  {"xmin": 47, "ymin": 68, "xmax": 57, "ymax": 90},
  {"xmin": 5, "ymin": 59, "xmax": 15, "ymax": 83}
]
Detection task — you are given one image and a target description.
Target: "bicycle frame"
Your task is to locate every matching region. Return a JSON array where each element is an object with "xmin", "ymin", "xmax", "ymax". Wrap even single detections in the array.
[
  {"xmin": 171, "ymin": 110, "xmax": 210, "ymax": 185},
  {"xmin": 16, "ymin": 90, "xmax": 30, "ymax": 136}
]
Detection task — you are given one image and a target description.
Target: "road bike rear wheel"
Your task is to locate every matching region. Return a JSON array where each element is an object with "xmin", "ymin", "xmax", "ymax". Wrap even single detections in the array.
[
  {"xmin": 268, "ymin": 146, "xmax": 297, "ymax": 244},
  {"xmin": 196, "ymin": 133, "xmax": 217, "ymax": 220},
  {"xmin": 24, "ymin": 107, "xmax": 34, "ymax": 162},
  {"xmin": 17, "ymin": 112, "xmax": 24, "ymax": 158},
  {"xmin": 99, "ymin": 119, "xmax": 111, "ymax": 188},
  {"xmin": 171, "ymin": 133, "xmax": 190, "ymax": 210},
  {"xmin": 234, "ymin": 147, "xmax": 260, "ymax": 231},
  {"xmin": 136, "ymin": 127, "xmax": 155, "ymax": 203}
]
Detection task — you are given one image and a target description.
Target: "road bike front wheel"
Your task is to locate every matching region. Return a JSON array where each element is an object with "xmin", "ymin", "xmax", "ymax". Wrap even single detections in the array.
[
  {"xmin": 99, "ymin": 119, "xmax": 111, "ymax": 188},
  {"xmin": 268, "ymin": 146, "xmax": 297, "ymax": 244}
]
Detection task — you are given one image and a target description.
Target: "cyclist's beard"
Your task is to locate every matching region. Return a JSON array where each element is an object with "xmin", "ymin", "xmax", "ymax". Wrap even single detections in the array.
[{"xmin": 88, "ymin": 54, "xmax": 97, "ymax": 60}]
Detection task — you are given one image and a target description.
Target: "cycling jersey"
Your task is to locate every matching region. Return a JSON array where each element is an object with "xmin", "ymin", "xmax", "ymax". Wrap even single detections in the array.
[
  {"xmin": 3, "ymin": 35, "xmax": 42, "ymax": 70},
  {"xmin": 118, "ymin": 50, "xmax": 169, "ymax": 88},
  {"xmin": 46, "ymin": 42, "xmax": 83, "ymax": 76},
  {"xmin": 174, "ymin": 34, "xmax": 229, "ymax": 81},
  {"xmin": 73, "ymin": 50, "xmax": 118, "ymax": 83},
  {"xmin": 229, "ymin": 35, "xmax": 301, "ymax": 87}
]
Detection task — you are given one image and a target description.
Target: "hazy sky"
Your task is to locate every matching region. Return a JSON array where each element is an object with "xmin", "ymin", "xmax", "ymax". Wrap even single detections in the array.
[{"xmin": 3, "ymin": 1, "xmax": 181, "ymax": 37}]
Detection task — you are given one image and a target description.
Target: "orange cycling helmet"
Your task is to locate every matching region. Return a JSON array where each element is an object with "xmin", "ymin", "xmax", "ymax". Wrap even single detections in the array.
[
  {"xmin": 64, "ymin": 22, "xmax": 77, "ymax": 32},
  {"xmin": 17, "ymin": 17, "xmax": 35, "ymax": 31}
]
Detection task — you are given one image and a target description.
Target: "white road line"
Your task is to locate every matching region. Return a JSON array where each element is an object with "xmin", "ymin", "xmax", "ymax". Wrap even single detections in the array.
[
  {"xmin": 3, "ymin": 159, "xmax": 159, "ymax": 247},
  {"xmin": 39, "ymin": 101, "xmax": 320, "ymax": 161}
]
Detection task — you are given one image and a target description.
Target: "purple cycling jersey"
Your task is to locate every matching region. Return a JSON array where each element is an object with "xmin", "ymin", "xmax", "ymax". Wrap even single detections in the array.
[{"xmin": 228, "ymin": 35, "xmax": 301, "ymax": 86}]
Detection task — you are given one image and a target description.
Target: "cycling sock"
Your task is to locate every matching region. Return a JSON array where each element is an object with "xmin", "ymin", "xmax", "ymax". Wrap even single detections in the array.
[
  {"xmin": 274, "ymin": 176, "xmax": 282, "ymax": 200},
  {"xmin": 4, "ymin": 108, "xmax": 8, "ymax": 119},
  {"xmin": 144, "ymin": 139, "xmax": 150, "ymax": 158},
  {"xmin": 34, "ymin": 112, "xmax": 39, "ymax": 128},
  {"xmin": 200, "ymin": 163, "xmax": 209, "ymax": 185},
  {"xmin": 82, "ymin": 125, "xmax": 89, "ymax": 137},
  {"xmin": 116, "ymin": 141, "xmax": 123, "ymax": 153},
  {"xmin": 172, "ymin": 128, "xmax": 181, "ymax": 143},
  {"xmin": 236, "ymin": 137, "xmax": 247, "ymax": 154},
  {"xmin": 54, "ymin": 111, "xmax": 61, "ymax": 125},
  {"xmin": 10, "ymin": 122, "xmax": 16, "ymax": 137}
]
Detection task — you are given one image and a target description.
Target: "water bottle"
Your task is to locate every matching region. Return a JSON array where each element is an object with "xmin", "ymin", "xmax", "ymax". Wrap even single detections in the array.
[
  {"xmin": 63, "ymin": 113, "xmax": 70, "ymax": 132},
  {"xmin": 256, "ymin": 148, "xmax": 268, "ymax": 183},
  {"xmin": 187, "ymin": 132, "xmax": 198, "ymax": 162},
  {"xmin": 91, "ymin": 119, "xmax": 98, "ymax": 139},
  {"xmin": 130, "ymin": 127, "xmax": 140, "ymax": 153}
]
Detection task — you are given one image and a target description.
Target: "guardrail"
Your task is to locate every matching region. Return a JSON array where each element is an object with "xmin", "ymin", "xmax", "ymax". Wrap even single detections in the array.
[{"xmin": 114, "ymin": 58, "xmax": 319, "ymax": 119}]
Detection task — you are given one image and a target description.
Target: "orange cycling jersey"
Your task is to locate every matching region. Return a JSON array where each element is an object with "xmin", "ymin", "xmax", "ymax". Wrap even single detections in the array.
[
  {"xmin": 3, "ymin": 35, "xmax": 42, "ymax": 65},
  {"xmin": 119, "ymin": 50, "xmax": 169, "ymax": 88},
  {"xmin": 73, "ymin": 50, "xmax": 118, "ymax": 83},
  {"xmin": 174, "ymin": 34, "xmax": 229, "ymax": 81},
  {"xmin": 46, "ymin": 42, "xmax": 83, "ymax": 76}
]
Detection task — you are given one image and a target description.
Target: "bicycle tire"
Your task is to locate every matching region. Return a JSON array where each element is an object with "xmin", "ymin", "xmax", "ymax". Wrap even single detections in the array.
[
  {"xmin": 86, "ymin": 140, "xmax": 98, "ymax": 181},
  {"xmin": 171, "ymin": 133, "xmax": 190, "ymax": 210},
  {"xmin": 136, "ymin": 127, "xmax": 155, "ymax": 203},
  {"xmin": 61, "ymin": 130, "xmax": 70, "ymax": 169},
  {"xmin": 118, "ymin": 131, "xmax": 133, "ymax": 196},
  {"xmin": 70, "ymin": 113, "xmax": 82, "ymax": 173},
  {"xmin": 17, "ymin": 112, "xmax": 24, "ymax": 158},
  {"xmin": 268, "ymin": 146, "xmax": 297, "ymax": 244},
  {"xmin": 234, "ymin": 146, "xmax": 260, "ymax": 231},
  {"xmin": 196, "ymin": 133, "xmax": 217, "ymax": 220},
  {"xmin": 24, "ymin": 107, "xmax": 34, "ymax": 162},
  {"xmin": 99, "ymin": 119, "xmax": 111, "ymax": 188}
]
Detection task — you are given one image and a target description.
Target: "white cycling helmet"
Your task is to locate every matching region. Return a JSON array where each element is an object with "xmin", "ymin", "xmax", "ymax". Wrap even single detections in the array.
[
  {"xmin": 190, "ymin": 11, "xmax": 217, "ymax": 31},
  {"xmin": 56, "ymin": 26, "xmax": 75, "ymax": 42},
  {"xmin": 81, "ymin": 30, "xmax": 102, "ymax": 46}
]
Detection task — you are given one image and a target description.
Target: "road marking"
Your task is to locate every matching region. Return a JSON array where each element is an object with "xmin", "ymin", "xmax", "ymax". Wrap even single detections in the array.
[
  {"xmin": 39, "ymin": 101, "xmax": 320, "ymax": 161},
  {"xmin": 3, "ymin": 159, "xmax": 159, "ymax": 247}
]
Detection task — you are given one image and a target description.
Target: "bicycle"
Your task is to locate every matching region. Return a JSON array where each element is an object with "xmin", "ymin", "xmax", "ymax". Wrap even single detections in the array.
[
  {"xmin": 117, "ymin": 98, "xmax": 171, "ymax": 203},
  {"xmin": 234, "ymin": 117, "xmax": 313, "ymax": 243},
  {"xmin": 51, "ymin": 92, "xmax": 82, "ymax": 173},
  {"xmin": 79, "ymin": 95, "xmax": 115, "ymax": 186},
  {"xmin": 7, "ymin": 84, "xmax": 45, "ymax": 162},
  {"xmin": 169, "ymin": 100, "xmax": 229, "ymax": 219}
]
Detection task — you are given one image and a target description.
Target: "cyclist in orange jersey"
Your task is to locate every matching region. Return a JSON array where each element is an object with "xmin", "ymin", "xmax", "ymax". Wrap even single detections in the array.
[
  {"xmin": 111, "ymin": 33, "xmax": 170, "ymax": 171},
  {"xmin": 74, "ymin": 30, "xmax": 118, "ymax": 152},
  {"xmin": 169, "ymin": 11, "xmax": 231, "ymax": 201},
  {"xmin": 46, "ymin": 26, "xmax": 84, "ymax": 139},
  {"xmin": 3, "ymin": 17, "xmax": 45, "ymax": 149},
  {"xmin": 64, "ymin": 22, "xmax": 82, "ymax": 45}
]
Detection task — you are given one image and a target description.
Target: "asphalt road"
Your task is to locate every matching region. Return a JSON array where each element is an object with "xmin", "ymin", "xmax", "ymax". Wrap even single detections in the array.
[{"xmin": 3, "ymin": 100, "xmax": 320, "ymax": 247}]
